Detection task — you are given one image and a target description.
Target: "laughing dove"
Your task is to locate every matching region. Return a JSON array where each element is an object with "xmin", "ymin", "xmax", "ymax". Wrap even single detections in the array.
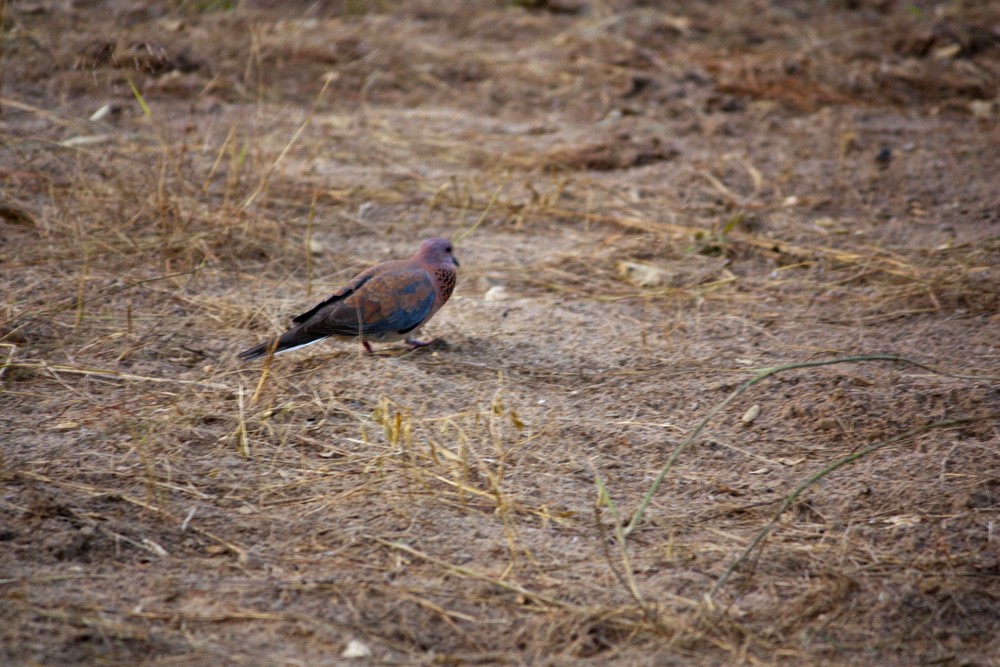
[{"xmin": 239, "ymin": 237, "xmax": 459, "ymax": 360}]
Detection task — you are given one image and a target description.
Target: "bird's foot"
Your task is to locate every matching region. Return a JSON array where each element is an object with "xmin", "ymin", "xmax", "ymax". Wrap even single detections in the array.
[{"xmin": 362, "ymin": 341, "xmax": 374, "ymax": 354}]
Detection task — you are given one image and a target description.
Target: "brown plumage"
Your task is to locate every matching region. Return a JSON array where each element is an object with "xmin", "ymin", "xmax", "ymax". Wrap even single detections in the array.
[{"xmin": 239, "ymin": 238, "xmax": 459, "ymax": 360}]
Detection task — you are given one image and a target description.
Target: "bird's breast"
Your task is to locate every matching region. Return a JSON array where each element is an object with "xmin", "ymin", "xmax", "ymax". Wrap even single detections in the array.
[{"xmin": 435, "ymin": 268, "xmax": 457, "ymax": 302}]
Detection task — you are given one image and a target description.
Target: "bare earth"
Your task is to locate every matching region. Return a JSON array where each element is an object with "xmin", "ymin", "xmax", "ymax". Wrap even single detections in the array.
[{"xmin": 2, "ymin": 1, "xmax": 999, "ymax": 665}]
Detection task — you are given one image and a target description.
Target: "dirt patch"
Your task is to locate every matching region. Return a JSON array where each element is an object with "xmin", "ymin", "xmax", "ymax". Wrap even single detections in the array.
[{"xmin": 2, "ymin": 1, "xmax": 999, "ymax": 664}]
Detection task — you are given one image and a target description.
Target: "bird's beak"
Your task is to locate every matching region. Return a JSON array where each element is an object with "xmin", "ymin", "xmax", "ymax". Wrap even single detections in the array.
[{"xmin": 452, "ymin": 255, "xmax": 460, "ymax": 267}]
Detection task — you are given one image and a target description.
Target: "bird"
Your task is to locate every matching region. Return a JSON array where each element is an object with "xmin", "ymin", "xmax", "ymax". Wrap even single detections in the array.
[{"xmin": 238, "ymin": 237, "xmax": 459, "ymax": 360}]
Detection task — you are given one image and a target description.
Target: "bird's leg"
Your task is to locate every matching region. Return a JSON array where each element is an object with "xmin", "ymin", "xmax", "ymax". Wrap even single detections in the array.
[{"xmin": 362, "ymin": 341, "xmax": 374, "ymax": 354}]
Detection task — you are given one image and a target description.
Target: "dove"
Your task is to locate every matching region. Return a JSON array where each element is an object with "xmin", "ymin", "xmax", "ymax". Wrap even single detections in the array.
[{"xmin": 238, "ymin": 237, "xmax": 458, "ymax": 360}]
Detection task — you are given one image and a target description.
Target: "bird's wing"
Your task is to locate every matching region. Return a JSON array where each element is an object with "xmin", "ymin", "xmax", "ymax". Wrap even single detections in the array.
[
  {"xmin": 291, "ymin": 266, "xmax": 436, "ymax": 338},
  {"xmin": 290, "ymin": 266, "xmax": 380, "ymax": 324}
]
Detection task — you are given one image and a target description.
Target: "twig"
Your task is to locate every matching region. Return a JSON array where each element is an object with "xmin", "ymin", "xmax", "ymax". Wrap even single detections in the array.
[
  {"xmin": 372, "ymin": 537, "xmax": 566, "ymax": 609},
  {"xmin": 241, "ymin": 73, "xmax": 335, "ymax": 211},
  {"xmin": 624, "ymin": 355, "xmax": 996, "ymax": 536},
  {"xmin": 710, "ymin": 413, "xmax": 998, "ymax": 597},
  {"xmin": 454, "ymin": 184, "xmax": 503, "ymax": 244},
  {"xmin": 16, "ymin": 471, "xmax": 247, "ymax": 559},
  {"xmin": 534, "ymin": 205, "xmax": 916, "ymax": 270},
  {"xmin": 592, "ymin": 467, "xmax": 644, "ymax": 607},
  {"xmin": 6, "ymin": 361, "xmax": 230, "ymax": 391},
  {"xmin": 1, "ymin": 263, "xmax": 213, "ymax": 324},
  {"xmin": 237, "ymin": 384, "xmax": 251, "ymax": 457}
]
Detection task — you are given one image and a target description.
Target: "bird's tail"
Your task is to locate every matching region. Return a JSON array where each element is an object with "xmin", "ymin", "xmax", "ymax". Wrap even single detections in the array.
[
  {"xmin": 237, "ymin": 339, "xmax": 278, "ymax": 361},
  {"xmin": 237, "ymin": 329, "xmax": 326, "ymax": 361}
]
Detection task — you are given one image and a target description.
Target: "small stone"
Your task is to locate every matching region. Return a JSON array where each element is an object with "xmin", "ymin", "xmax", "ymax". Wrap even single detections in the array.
[
  {"xmin": 617, "ymin": 260, "xmax": 668, "ymax": 288},
  {"xmin": 50, "ymin": 421, "xmax": 79, "ymax": 431},
  {"xmin": 341, "ymin": 639, "xmax": 372, "ymax": 658},
  {"xmin": 484, "ymin": 285, "xmax": 508, "ymax": 301}
]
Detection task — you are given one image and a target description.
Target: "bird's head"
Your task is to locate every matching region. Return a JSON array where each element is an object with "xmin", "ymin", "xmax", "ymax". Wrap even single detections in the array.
[{"xmin": 418, "ymin": 237, "xmax": 460, "ymax": 268}]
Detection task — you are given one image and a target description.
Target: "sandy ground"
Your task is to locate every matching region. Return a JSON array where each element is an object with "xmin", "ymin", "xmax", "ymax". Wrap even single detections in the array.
[{"xmin": 2, "ymin": 1, "xmax": 1000, "ymax": 664}]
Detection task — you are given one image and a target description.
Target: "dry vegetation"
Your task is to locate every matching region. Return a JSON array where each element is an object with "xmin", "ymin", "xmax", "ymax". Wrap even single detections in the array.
[{"xmin": 2, "ymin": 0, "xmax": 1000, "ymax": 664}]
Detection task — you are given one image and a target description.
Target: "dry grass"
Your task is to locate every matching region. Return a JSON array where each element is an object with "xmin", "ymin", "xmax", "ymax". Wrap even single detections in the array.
[{"xmin": 2, "ymin": 1, "xmax": 1000, "ymax": 664}]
